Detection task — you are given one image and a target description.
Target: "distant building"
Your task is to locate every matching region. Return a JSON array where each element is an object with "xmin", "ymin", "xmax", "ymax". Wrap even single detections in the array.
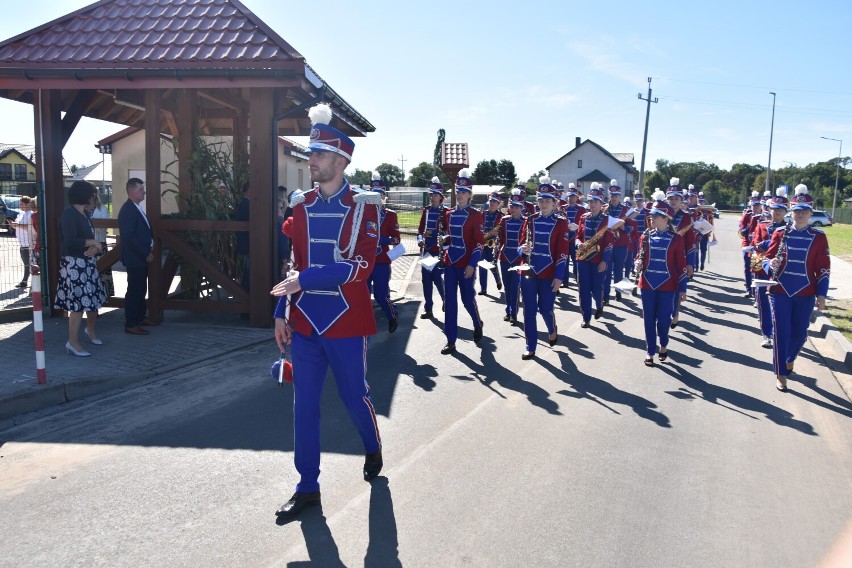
[
  {"xmin": 0, "ymin": 145, "xmax": 37, "ymax": 195},
  {"xmin": 546, "ymin": 137, "xmax": 638, "ymax": 196}
]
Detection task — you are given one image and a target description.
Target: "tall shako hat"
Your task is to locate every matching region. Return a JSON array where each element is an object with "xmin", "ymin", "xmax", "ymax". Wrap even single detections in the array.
[
  {"xmin": 428, "ymin": 176, "xmax": 444, "ymax": 196},
  {"xmin": 698, "ymin": 191, "xmax": 706, "ymax": 203},
  {"xmin": 633, "ymin": 191, "xmax": 645, "ymax": 202},
  {"xmin": 649, "ymin": 190, "xmax": 675, "ymax": 218},
  {"xmin": 537, "ymin": 175, "xmax": 556, "ymax": 200},
  {"xmin": 587, "ymin": 182, "xmax": 606, "ymax": 202},
  {"xmin": 488, "ymin": 191, "xmax": 501, "ymax": 202},
  {"xmin": 790, "ymin": 183, "xmax": 814, "ymax": 210},
  {"xmin": 307, "ymin": 103, "xmax": 355, "ymax": 160},
  {"xmin": 608, "ymin": 179, "xmax": 622, "ymax": 196},
  {"xmin": 666, "ymin": 177, "xmax": 683, "ymax": 198},
  {"xmin": 687, "ymin": 184, "xmax": 699, "ymax": 198},
  {"xmin": 508, "ymin": 188, "xmax": 525, "ymax": 207},
  {"xmin": 750, "ymin": 191, "xmax": 762, "ymax": 206},
  {"xmin": 370, "ymin": 171, "xmax": 387, "ymax": 193},
  {"xmin": 768, "ymin": 186, "xmax": 789, "ymax": 210},
  {"xmin": 516, "ymin": 180, "xmax": 528, "ymax": 195},
  {"xmin": 455, "ymin": 168, "xmax": 474, "ymax": 192},
  {"xmin": 567, "ymin": 182, "xmax": 580, "ymax": 196}
]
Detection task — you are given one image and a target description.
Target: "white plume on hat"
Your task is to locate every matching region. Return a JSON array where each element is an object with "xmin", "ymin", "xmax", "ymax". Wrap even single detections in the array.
[
  {"xmin": 795, "ymin": 183, "xmax": 808, "ymax": 195},
  {"xmin": 652, "ymin": 189, "xmax": 666, "ymax": 201},
  {"xmin": 511, "ymin": 188, "xmax": 522, "ymax": 198},
  {"xmin": 458, "ymin": 168, "xmax": 471, "ymax": 178},
  {"xmin": 610, "ymin": 179, "xmax": 618, "ymax": 186},
  {"xmin": 568, "ymin": 183, "xmax": 576, "ymax": 189},
  {"xmin": 539, "ymin": 175, "xmax": 551, "ymax": 185},
  {"xmin": 763, "ymin": 189, "xmax": 772, "ymax": 197},
  {"xmin": 308, "ymin": 103, "xmax": 333, "ymax": 126},
  {"xmin": 688, "ymin": 184, "xmax": 695, "ymax": 190},
  {"xmin": 776, "ymin": 187, "xmax": 786, "ymax": 197},
  {"xmin": 552, "ymin": 179, "xmax": 559, "ymax": 185},
  {"xmin": 590, "ymin": 182, "xmax": 600, "ymax": 190},
  {"xmin": 431, "ymin": 176, "xmax": 440, "ymax": 184},
  {"xmin": 372, "ymin": 171, "xmax": 381, "ymax": 181},
  {"xmin": 751, "ymin": 191, "xmax": 760, "ymax": 198},
  {"xmin": 670, "ymin": 177, "xmax": 680, "ymax": 186}
]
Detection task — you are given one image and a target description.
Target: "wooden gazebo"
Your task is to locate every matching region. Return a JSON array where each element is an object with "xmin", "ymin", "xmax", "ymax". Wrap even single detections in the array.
[{"xmin": 0, "ymin": 0, "xmax": 373, "ymax": 326}]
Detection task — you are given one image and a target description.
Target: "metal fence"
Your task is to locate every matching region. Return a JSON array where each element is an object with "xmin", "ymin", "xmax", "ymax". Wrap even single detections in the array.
[{"xmin": 1, "ymin": 231, "xmax": 33, "ymax": 312}]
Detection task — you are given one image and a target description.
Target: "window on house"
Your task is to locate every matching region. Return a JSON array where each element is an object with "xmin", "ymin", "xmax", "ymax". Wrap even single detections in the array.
[
  {"xmin": 14, "ymin": 164, "xmax": 27, "ymax": 181},
  {"xmin": 577, "ymin": 160, "xmax": 582, "ymax": 168},
  {"xmin": 0, "ymin": 164, "xmax": 11, "ymax": 181}
]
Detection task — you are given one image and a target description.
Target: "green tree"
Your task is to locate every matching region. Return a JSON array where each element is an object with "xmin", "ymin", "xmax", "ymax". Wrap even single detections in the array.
[
  {"xmin": 408, "ymin": 161, "xmax": 441, "ymax": 187},
  {"xmin": 376, "ymin": 163, "xmax": 405, "ymax": 187},
  {"xmin": 346, "ymin": 168, "xmax": 373, "ymax": 187},
  {"xmin": 433, "ymin": 128, "xmax": 445, "ymax": 167},
  {"xmin": 525, "ymin": 170, "xmax": 545, "ymax": 192},
  {"xmin": 473, "ymin": 159, "xmax": 497, "ymax": 184},
  {"xmin": 496, "ymin": 159, "xmax": 517, "ymax": 188}
]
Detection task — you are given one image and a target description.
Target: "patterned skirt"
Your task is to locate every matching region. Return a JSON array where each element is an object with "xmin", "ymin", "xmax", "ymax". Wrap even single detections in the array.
[{"xmin": 53, "ymin": 256, "xmax": 108, "ymax": 312}]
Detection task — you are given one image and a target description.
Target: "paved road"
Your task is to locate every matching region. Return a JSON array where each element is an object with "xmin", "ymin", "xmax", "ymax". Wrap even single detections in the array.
[{"xmin": 0, "ymin": 215, "xmax": 850, "ymax": 567}]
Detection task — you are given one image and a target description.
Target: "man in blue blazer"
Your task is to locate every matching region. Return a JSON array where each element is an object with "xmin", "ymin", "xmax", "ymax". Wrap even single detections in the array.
[{"xmin": 118, "ymin": 178, "xmax": 155, "ymax": 335}]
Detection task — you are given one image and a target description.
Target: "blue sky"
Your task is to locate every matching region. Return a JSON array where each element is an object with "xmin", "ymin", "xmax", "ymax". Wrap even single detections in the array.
[{"xmin": 1, "ymin": 0, "xmax": 849, "ymax": 183}]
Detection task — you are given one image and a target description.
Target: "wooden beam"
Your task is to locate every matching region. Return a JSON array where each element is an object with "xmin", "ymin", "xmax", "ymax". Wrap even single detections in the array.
[
  {"xmin": 198, "ymin": 89, "xmax": 248, "ymax": 113},
  {"xmin": 145, "ymin": 88, "xmax": 163, "ymax": 323},
  {"xmin": 163, "ymin": 109, "xmax": 179, "ymax": 137},
  {"xmin": 61, "ymin": 90, "xmax": 98, "ymax": 148},
  {"xmin": 158, "ymin": 219, "xmax": 248, "ymax": 231},
  {"xmin": 248, "ymin": 87, "xmax": 275, "ymax": 327},
  {"xmin": 176, "ymin": 89, "xmax": 197, "ymax": 214}
]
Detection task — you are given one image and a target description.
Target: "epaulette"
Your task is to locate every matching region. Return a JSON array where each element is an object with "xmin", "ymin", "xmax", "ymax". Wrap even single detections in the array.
[{"xmin": 352, "ymin": 188, "xmax": 382, "ymax": 205}]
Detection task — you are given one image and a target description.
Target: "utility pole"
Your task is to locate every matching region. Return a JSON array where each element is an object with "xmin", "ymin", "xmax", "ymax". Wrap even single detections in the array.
[
  {"xmin": 821, "ymin": 136, "xmax": 843, "ymax": 219},
  {"xmin": 766, "ymin": 92, "xmax": 776, "ymax": 194},
  {"xmin": 398, "ymin": 155, "xmax": 407, "ymax": 186},
  {"xmin": 637, "ymin": 77, "xmax": 658, "ymax": 196}
]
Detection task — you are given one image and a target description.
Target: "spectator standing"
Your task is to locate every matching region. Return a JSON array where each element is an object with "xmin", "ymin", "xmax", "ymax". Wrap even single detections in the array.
[
  {"xmin": 118, "ymin": 178, "xmax": 155, "ymax": 335},
  {"xmin": 12, "ymin": 196, "xmax": 34, "ymax": 288}
]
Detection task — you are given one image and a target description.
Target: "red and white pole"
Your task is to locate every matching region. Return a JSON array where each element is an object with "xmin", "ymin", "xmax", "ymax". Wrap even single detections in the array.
[{"xmin": 30, "ymin": 264, "xmax": 46, "ymax": 385}]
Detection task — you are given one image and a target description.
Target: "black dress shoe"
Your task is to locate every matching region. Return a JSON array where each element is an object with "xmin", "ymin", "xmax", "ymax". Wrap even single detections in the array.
[
  {"xmin": 477, "ymin": 290, "xmax": 487, "ymax": 296},
  {"xmin": 441, "ymin": 343, "xmax": 456, "ymax": 355},
  {"xmin": 594, "ymin": 306, "xmax": 603, "ymax": 320},
  {"xmin": 670, "ymin": 319, "xmax": 678, "ymax": 329},
  {"xmin": 510, "ymin": 316, "xmax": 517, "ymax": 325},
  {"xmin": 124, "ymin": 326, "xmax": 150, "ymax": 335},
  {"xmin": 473, "ymin": 323, "xmax": 484, "ymax": 343},
  {"xmin": 615, "ymin": 290, "xmax": 622, "ymax": 302},
  {"xmin": 522, "ymin": 351, "xmax": 535, "ymax": 360},
  {"xmin": 496, "ymin": 282, "xmax": 503, "ymax": 291},
  {"xmin": 658, "ymin": 349, "xmax": 668, "ymax": 362},
  {"xmin": 364, "ymin": 449, "xmax": 383, "ymax": 481},
  {"xmin": 581, "ymin": 320, "xmax": 590, "ymax": 328},
  {"xmin": 388, "ymin": 318, "xmax": 398, "ymax": 333},
  {"xmin": 420, "ymin": 311, "xmax": 433, "ymax": 319},
  {"xmin": 603, "ymin": 297, "xmax": 610, "ymax": 306},
  {"xmin": 503, "ymin": 314, "xmax": 511, "ymax": 322},
  {"xmin": 276, "ymin": 491, "xmax": 321, "ymax": 518},
  {"xmin": 548, "ymin": 327, "xmax": 558, "ymax": 347}
]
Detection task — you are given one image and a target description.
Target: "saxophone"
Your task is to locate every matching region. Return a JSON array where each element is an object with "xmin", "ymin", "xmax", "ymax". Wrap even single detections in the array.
[
  {"xmin": 633, "ymin": 228, "xmax": 651, "ymax": 282},
  {"xmin": 771, "ymin": 220, "xmax": 794, "ymax": 282},
  {"xmin": 576, "ymin": 218, "xmax": 608, "ymax": 261}
]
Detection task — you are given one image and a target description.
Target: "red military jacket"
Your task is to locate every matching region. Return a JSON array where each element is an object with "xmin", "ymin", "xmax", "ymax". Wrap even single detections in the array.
[
  {"xmin": 750, "ymin": 220, "xmax": 786, "ymax": 278},
  {"xmin": 275, "ymin": 183, "xmax": 379, "ymax": 338},
  {"xmin": 576, "ymin": 211, "xmax": 615, "ymax": 265},
  {"xmin": 739, "ymin": 211, "xmax": 754, "ymax": 246},
  {"xmin": 765, "ymin": 225, "xmax": 830, "ymax": 297},
  {"xmin": 443, "ymin": 205, "xmax": 485, "ymax": 269},
  {"xmin": 375, "ymin": 207, "xmax": 401, "ymax": 264},
  {"xmin": 605, "ymin": 201, "xmax": 632, "ymax": 247},
  {"xmin": 637, "ymin": 229, "xmax": 688, "ymax": 292},
  {"xmin": 519, "ymin": 212, "xmax": 571, "ymax": 280}
]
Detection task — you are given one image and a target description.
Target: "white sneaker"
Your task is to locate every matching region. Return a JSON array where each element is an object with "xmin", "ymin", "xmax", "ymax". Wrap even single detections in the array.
[{"xmin": 761, "ymin": 336, "xmax": 772, "ymax": 348}]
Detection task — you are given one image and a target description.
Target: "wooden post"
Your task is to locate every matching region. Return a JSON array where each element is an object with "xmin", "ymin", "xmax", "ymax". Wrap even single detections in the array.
[
  {"xmin": 145, "ymin": 89, "xmax": 163, "ymax": 322},
  {"xmin": 176, "ymin": 88, "xmax": 196, "ymax": 295},
  {"xmin": 248, "ymin": 88, "xmax": 274, "ymax": 327}
]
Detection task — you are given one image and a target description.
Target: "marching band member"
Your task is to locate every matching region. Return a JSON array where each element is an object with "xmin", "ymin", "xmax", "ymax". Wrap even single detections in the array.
[
  {"xmin": 629, "ymin": 192, "xmax": 649, "ymax": 276},
  {"xmin": 749, "ymin": 188, "xmax": 788, "ymax": 348},
  {"xmin": 515, "ymin": 181, "xmax": 537, "ymax": 217},
  {"xmin": 576, "ymin": 184, "xmax": 615, "ymax": 327},
  {"xmin": 666, "ymin": 178, "xmax": 696, "ymax": 328},
  {"xmin": 498, "ymin": 192, "xmax": 526, "ymax": 324},
  {"xmin": 635, "ymin": 193, "xmax": 688, "ymax": 366},
  {"xmin": 367, "ymin": 172, "xmax": 401, "ymax": 333},
  {"xmin": 739, "ymin": 191, "xmax": 762, "ymax": 297},
  {"xmin": 271, "ymin": 103, "xmax": 383, "ymax": 519},
  {"xmin": 479, "ymin": 192, "xmax": 504, "ymax": 295},
  {"xmin": 696, "ymin": 191, "xmax": 715, "ymax": 270},
  {"xmin": 417, "ymin": 177, "xmax": 447, "ymax": 319},
  {"xmin": 440, "ymin": 169, "xmax": 485, "ymax": 355},
  {"xmin": 519, "ymin": 178, "xmax": 570, "ymax": 359},
  {"xmin": 686, "ymin": 185, "xmax": 702, "ymax": 273},
  {"xmin": 563, "ymin": 183, "xmax": 585, "ymax": 283},
  {"xmin": 603, "ymin": 179, "xmax": 631, "ymax": 303},
  {"xmin": 764, "ymin": 184, "xmax": 830, "ymax": 392}
]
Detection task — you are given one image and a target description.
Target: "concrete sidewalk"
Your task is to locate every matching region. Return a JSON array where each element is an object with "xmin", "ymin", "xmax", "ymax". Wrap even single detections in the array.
[{"xmin": 0, "ymin": 254, "xmax": 419, "ymax": 422}]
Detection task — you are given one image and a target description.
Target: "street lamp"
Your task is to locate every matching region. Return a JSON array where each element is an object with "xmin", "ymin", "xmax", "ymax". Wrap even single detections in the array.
[
  {"xmin": 766, "ymin": 92, "xmax": 776, "ymax": 194},
  {"xmin": 820, "ymin": 136, "xmax": 843, "ymax": 219}
]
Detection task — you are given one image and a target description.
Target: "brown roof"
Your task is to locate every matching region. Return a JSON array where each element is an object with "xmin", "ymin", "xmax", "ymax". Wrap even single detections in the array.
[{"xmin": 0, "ymin": 0, "xmax": 303, "ymax": 70}]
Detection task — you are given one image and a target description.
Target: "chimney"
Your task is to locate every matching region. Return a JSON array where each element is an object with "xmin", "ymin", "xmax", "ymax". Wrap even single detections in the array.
[{"xmin": 575, "ymin": 137, "xmax": 581, "ymax": 148}]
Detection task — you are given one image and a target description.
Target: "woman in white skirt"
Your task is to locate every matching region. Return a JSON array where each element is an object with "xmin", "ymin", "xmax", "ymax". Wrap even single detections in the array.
[{"xmin": 54, "ymin": 181, "xmax": 108, "ymax": 357}]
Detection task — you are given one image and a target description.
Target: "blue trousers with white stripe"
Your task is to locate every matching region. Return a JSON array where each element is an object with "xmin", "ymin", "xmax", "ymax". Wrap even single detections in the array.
[
  {"xmin": 444, "ymin": 266, "xmax": 481, "ymax": 344},
  {"xmin": 605, "ymin": 245, "xmax": 629, "ymax": 299},
  {"xmin": 421, "ymin": 261, "xmax": 444, "ymax": 313},
  {"xmin": 521, "ymin": 276, "xmax": 557, "ymax": 352},
  {"xmin": 641, "ymin": 289, "xmax": 675, "ymax": 356},
  {"xmin": 292, "ymin": 331, "xmax": 381, "ymax": 493},
  {"xmin": 756, "ymin": 285, "xmax": 772, "ymax": 338},
  {"xmin": 478, "ymin": 246, "xmax": 502, "ymax": 293},
  {"xmin": 499, "ymin": 260, "xmax": 521, "ymax": 318},
  {"xmin": 367, "ymin": 262, "xmax": 396, "ymax": 323},
  {"xmin": 743, "ymin": 252, "xmax": 753, "ymax": 292},
  {"xmin": 577, "ymin": 261, "xmax": 606, "ymax": 322},
  {"xmin": 770, "ymin": 293, "xmax": 814, "ymax": 377}
]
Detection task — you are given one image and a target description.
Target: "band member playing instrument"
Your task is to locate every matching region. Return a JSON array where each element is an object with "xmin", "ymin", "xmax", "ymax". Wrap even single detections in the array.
[
  {"xmin": 749, "ymin": 188, "xmax": 788, "ymax": 348},
  {"xmin": 696, "ymin": 191, "xmax": 715, "ymax": 271},
  {"xmin": 479, "ymin": 193, "xmax": 504, "ymax": 295},
  {"xmin": 440, "ymin": 169, "xmax": 485, "ymax": 355},
  {"xmin": 628, "ymin": 192, "xmax": 648, "ymax": 279},
  {"xmin": 499, "ymin": 191, "xmax": 526, "ymax": 324},
  {"xmin": 518, "ymin": 178, "xmax": 570, "ymax": 360},
  {"xmin": 686, "ymin": 185, "xmax": 702, "ymax": 273},
  {"xmin": 417, "ymin": 177, "xmax": 447, "ymax": 319},
  {"xmin": 739, "ymin": 192, "xmax": 762, "ymax": 297},
  {"xmin": 367, "ymin": 172, "xmax": 401, "ymax": 333},
  {"xmin": 665, "ymin": 178, "xmax": 696, "ymax": 328},
  {"xmin": 563, "ymin": 183, "xmax": 585, "ymax": 283},
  {"xmin": 603, "ymin": 180, "xmax": 632, "ymax": 303},
  {"xmin": 270, "ymin": 103, "xmax": 382, "ymax": 519},
  {"xmin": 576, "ymin": 183, "xmax": 615, "ymax": 327},
  {"xmin": 636, "ymin": 193, "xmax": 688, "ymax": 366},
  {"xmin": 763, "ymin": 184, "xmax": 830, "ymax": 392}
]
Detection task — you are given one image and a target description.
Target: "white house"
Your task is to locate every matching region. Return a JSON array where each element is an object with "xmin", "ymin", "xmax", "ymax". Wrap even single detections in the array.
[
  {"xmin": 96, "ymin": 127, "xmax": 309, "ymax": 216},
  {"xmin": 547, "ymin": 138, "xmax": 638, "ymax": 196}
]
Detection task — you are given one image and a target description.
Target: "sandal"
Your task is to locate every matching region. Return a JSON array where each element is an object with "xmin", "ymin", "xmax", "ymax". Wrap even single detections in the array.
[
  {"xmin": 658, "ymin": 349, "xmax": 668, "ymax": 362},
  {"xmin": 644, "ymin": 356, "xmax": 654, "ymax": 367}
]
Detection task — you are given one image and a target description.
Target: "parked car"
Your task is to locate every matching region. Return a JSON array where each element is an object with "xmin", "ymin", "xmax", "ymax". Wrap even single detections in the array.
[
  {"xmin": 0, "ymin": 195, "xmax": 21, "ymax": 236},
  {"xmin": 783, "ymin": 209, "xmax": 833, "ymax": 227}
]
